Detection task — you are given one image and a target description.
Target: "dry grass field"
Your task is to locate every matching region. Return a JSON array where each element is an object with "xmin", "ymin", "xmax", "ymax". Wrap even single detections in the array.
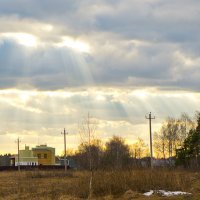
[{"xmin": 0, "ymin": 169, "xmax": 199, "ymax": 200}]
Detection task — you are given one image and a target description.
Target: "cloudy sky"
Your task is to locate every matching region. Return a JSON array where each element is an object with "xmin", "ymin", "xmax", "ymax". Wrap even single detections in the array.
[{"xmin": 0, "ymin": 0, "xmax": 200, "ymax": 154}]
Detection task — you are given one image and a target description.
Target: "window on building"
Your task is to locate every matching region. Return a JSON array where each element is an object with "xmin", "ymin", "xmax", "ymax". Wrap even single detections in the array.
[
  {"xmin": 44, "ymin": 154, "xmax": 47, "ymax": 159},
  {"xmin": 37, "ymin": 154, "xmax": 41, "ymax": 158}
]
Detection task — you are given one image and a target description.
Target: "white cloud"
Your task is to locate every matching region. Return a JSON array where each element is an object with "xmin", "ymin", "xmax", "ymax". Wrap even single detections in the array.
[
  {"xmin": 1, "ymin": 32, "xmax": 38, "ymax": 47},
  {"xmin": 0, "ymin": 88, "xmax": 200, "ymax": 153},
  {"xmin": 56, "ymin": 36, "xmax": 91, "ymax": 53},
  {"xmin": 0, "ymin": 0, "xmax": 200, "ymax": 154}
]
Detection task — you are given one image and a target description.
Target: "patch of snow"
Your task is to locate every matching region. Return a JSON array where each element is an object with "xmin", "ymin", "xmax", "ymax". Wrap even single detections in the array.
[
  {"xmin": 158, "ymin": 190, "xmax": 191, "ymax": 196},
  {"xmin": 143, "ymin": 190, "xmax": 154, "ymax": 196},
  {"xmin": 143, "ymin": 190, "xmax": 191, "ymax": 197}
]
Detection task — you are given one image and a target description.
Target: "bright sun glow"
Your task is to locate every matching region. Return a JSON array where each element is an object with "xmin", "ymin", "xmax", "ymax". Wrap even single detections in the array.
[
  {"xmin": 19, "ymin": 93, "xmax": 30, "ymax": 103},
  {"xmin": 96, "ymin": 94, "xmax": 106, "ymax": 101},
  {"xmin": 131, "ymin": 90, "xmax": 148, "ymax": 99},
  {"xmin": 57, "ymin": 36, "xmax": 90, "ymax": 53},
  {"xmin": 1, "ymin": 32, "xmax": 38, "ymax": 47},
  {"xmin": 41, "ymin": 24, "xmax": 53, "ymax": 32}
]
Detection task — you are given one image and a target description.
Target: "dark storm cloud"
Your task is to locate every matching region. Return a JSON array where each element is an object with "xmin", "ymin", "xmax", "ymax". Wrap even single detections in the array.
[
  {"xmin": 0, "ymin": 0, "xmax": 199, "ymax": 91},
  {"xmin": 1, "ymin": 0, "xmax": 200, "ymax": 41}
]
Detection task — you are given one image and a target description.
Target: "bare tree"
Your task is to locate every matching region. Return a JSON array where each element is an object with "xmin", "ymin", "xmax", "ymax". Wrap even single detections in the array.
[
  {"xmin": 177, "ymin": 113, "xmax": 195, "ymax": 147},
  {"xmin": 132, "ymin": 138, "xmax": 148, "ymax": 159},
  {"xmin": 165, "ymin": 117, "xmax": 179, "ymax": 157},
  {"xmin": 78, "ymin": 113, "xmax": 98, "ymax": 199},
  {"xmin": 154, "ymin": 113, "xmax": 195, "ymax": 160},
  {"xmin": 154, "ymin": 129, "xmax": 168, "ymax": 159},
  {"xmin": 102, "ymin": 136, "xmax": 131, "ymax": 169}
]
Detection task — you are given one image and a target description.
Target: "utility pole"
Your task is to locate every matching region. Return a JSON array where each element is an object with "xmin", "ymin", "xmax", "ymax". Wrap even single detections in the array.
[
  {"xmin": 145, "ymin": 112, "xmax": 155, "ymax": 169},
  {"xmin": 16, "ymin": 137, "xmax": 21, "ymax": 172},
  {"xmin": 61, "ymin": 128, "xmax": 67, "ymax": 172},
  {"xmin": 88, "ymin": 112, "xmax": 92, "ymax": 172}
]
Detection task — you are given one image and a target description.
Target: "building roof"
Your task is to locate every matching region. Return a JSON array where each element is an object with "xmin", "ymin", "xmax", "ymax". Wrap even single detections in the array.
[{"xmin": 32, "ymin": 145, "xmax": 55, "ymax": 152}]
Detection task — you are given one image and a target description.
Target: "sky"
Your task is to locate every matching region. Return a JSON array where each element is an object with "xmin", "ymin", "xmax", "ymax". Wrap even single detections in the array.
[{"xmin": 0, "ymin": 0, "xmax": 200, "ymax": 155}]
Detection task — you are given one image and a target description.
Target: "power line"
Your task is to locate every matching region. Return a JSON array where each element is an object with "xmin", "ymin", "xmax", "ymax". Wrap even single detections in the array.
[{"xmin": 145, "ymin": 112, "xmax": 155, "ymax": 169}]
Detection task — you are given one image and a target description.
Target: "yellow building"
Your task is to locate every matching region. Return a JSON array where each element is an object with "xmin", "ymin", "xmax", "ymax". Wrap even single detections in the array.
[{"xmin": 32, "ymin": 145, "xmax": 55, "ymax": 165}]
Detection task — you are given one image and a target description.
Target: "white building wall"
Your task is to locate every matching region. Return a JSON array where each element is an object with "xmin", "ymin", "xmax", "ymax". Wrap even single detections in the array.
[{"xmin": 15, "ymin": 161, "xmax": 38, "ymax": 166}]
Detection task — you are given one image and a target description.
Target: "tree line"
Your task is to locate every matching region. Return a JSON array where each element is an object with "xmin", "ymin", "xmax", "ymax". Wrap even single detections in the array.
[{"xmin": 67, "ymin": 112, "xmax": 200, "ymax": 169}]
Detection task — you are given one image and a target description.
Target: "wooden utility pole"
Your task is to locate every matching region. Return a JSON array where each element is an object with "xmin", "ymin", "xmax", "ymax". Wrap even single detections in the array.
[
  {"xmin": 16, "ymin": 137, "xmax": 21, "ymax": 172},
  {"xmin": 146, "ymin": 112, "xmax": 155, "ymax": 169},
  {"xmin": 87, "ymin": 112, "xmax": 92, "ymax": 172},
  {"xmin": 61, "ymin": 128, "xmax": 67, "ymax": 172}
]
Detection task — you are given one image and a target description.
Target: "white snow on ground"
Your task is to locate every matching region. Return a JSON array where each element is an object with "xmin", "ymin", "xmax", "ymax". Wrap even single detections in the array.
[
  {"xmin": 158, "ymin": 190, "xmax": 191, "ymax": 196},
  {"xmin": 143, "ymin": 190, "xmax": 191, "ymax": 197},
  {"xmin": 143, "ymin": 190, "xmax": 154, "ymax": 196}
]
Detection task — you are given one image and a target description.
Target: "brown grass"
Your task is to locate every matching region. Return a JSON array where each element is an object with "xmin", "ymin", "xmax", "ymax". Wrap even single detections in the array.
[{"xmin": 0, "ymin": 169, "xmax": 199, "ymax": 200}]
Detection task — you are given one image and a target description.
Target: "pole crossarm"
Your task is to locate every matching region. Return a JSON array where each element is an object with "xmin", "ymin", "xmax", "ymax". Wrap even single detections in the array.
[{"xmin": 145, "ymin": 112, "xmax": 155, "ymax": 120}]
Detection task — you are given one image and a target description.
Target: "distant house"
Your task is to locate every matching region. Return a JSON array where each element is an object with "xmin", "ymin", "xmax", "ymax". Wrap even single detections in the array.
[
  {"xmin": 32, "ymin": 145, "xmax": 55, "ymax": 165},
  {"xmin": 0, "ymin": 154, "xmax": 11, "ymax": 166},
  {"xmin": 139, "ymin": 157, "xmax": 176, "ymax": 168},
  {"xmin": 14, "ymin": 146, "xmax": 38, "ymax": 166},
  {"xmin": 57, "ymin": 157, "xmax": 77, "ymax": 169},
  {"xmin": 153, "ymin": 158, "xmax": 175, "ymax": 167}
]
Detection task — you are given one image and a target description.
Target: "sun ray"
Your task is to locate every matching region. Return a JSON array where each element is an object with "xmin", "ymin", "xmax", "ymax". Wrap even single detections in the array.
[{"xmin": 1, "ymin": 32, "xmax": 38, "ymax": 47}]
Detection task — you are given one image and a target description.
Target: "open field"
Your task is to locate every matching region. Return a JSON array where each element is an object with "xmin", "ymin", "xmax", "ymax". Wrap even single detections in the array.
[{"xmin": 0, "ymin": 169, "xmax": 199, "ymax": 200}]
